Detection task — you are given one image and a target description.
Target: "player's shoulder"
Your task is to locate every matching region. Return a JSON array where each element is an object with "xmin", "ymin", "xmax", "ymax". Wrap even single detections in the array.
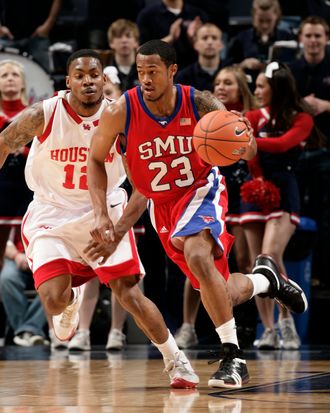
[
  {"xmin": 99, "ymin": 95, "xmax": 127, "ymax": 131},
  {"xmin": 103, "ymin": 95, "xmax": 126, "ymax": 116},
  {"xmin": 193, "ymin": 89, "xmax": 226, "ymax": 117}
]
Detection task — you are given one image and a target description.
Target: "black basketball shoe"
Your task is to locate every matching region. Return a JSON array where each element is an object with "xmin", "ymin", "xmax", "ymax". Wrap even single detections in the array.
[
  {"xmin": 208, "ymin": 343, "xmax": 250, "ymax": 389},
  {"xmin": 253, "ymin": 254, "xmax": 308, "ymax": 314}
]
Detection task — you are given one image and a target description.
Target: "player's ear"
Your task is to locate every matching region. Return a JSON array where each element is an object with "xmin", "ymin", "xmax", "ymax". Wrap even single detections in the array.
[
  {"xmin": 65, "ymin": 75, "xmax": 70, "ymax": 89},
  {"xmin": 170, "ymin": 63, "xmax": 178, "ymax": 78}
]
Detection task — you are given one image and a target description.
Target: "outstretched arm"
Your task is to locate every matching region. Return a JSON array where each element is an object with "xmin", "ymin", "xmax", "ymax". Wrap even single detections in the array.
[
  {"xmin": 88, "ymin": 97, "xmax": 126, "ymax": 243},
  {"xmin": 0, "ymin": 102, "xmax": 45, "ymax": 168}
]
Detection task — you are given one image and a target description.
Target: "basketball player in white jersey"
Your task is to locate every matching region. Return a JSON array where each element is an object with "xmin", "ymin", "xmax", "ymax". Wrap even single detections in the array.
[{"xmin": 0, "ymin": 49, "xmax": 200, "ymax": 389}]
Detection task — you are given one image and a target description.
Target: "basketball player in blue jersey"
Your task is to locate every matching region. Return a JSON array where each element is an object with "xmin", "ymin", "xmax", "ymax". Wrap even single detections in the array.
[{"xmin": 86, "ymin": 40, "xmax": 308, "ymax": 389}]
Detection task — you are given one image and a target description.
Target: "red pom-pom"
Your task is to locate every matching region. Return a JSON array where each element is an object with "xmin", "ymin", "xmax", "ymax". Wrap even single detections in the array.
[{"xmin": 240, "ymin": 178, "xmax": 281, "ymax": 212}]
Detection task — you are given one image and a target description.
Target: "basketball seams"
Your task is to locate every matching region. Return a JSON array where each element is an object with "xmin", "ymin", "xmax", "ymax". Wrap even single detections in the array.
[
  {"xmin": 193, "ymin": 134, "xmax": 248, "ymax": 143},
  {"xmin": 197, "ymin": 142, "xmax": 238, "ymax": 162},
  {"xmin": 198, "ymin": 110, "xmax": 221, "ymax": 132},
  {"xmin": 201, "ymin": 119, "xmax": 244, "ymax": 134},
  {"xmin": 192, "ymin": 110, "xmax": 248, "ymax": 166}
]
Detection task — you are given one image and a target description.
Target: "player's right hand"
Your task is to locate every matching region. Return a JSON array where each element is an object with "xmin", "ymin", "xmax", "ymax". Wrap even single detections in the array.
[{"xmin": 90, "ymin": 215, "xmax": 115, "ymax": 243}]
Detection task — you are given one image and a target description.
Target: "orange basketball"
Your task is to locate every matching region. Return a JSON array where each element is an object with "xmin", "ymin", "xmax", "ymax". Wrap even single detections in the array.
[{"xmin": 193, "ymin": 110, "xmax": 249, "ymax": 166}]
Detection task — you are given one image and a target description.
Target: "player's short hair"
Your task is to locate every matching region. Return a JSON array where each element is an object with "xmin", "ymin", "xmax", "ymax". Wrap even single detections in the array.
[
  {"xmin": 137, "ymin": 40, "xmax": 177, "ymax": 67},
  {"xmin": 66, "ymin": 49, "xmax": 104, "ymax": 73}
]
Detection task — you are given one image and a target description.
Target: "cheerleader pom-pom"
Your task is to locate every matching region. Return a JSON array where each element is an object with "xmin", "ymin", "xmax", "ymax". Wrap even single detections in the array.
[{"xmin": 240, "ymin": 178, "xmax": 281, "ymax": 212}]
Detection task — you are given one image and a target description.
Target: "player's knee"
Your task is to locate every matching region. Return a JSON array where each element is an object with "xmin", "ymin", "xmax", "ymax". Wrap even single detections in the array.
[
  {"xmin": 185, "ymin": 248, "xmax": 211, "ymax": 279},
  {"xmin": 109, "ymin": 277, "xmax": 140, "ymax": 307},
  {"xmin": 39, "ymin": 289, "xmax": 69, "ymax": 315}
]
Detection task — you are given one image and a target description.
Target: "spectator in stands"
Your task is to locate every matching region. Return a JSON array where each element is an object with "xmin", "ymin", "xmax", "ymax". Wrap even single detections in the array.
[
  {"xmin": 0, "ymin": 0, "xmax": 62, "ymax": 72},
  {"xmin": 175, "ymin": 66, "xmax": 257, "ymax": 349},
  {"xmin": 289, "ymin": 15, "xmax": 330, "ymax": 288},
  {"xmin": 226, "ymin": 0, "xmax": 294, "ymax": 85},
  {"xmin": 289, "ymin": 16, "xmax": 330, "ymax": 146},
  {"xmin": 136, "ymin": 0, "xmax": 208, "ymax": 68},
  {"xmin": 242, "ymin": 62, "xmax": 318, "ymax": 349},
  {"xmin": 105, "ymin": 19, "xmax": 140, "ymax": 91},
  {"xmin": 0, "ymin": 60, "xmax": 33, "ymax": 272},
  {"xmin": 0, "ymin": 227, "xmax": 47, "ymax": 346},
  {"xmin": 175, "ymin": 23, "xmax": 224, "ymax": 91}
]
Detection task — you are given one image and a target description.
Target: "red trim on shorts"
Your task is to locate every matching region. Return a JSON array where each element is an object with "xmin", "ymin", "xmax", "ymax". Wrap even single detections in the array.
[
  {"xmin": 34, "ymin": 258, "xmax": 96, "ymax": 289},
  {"xmin": 96, "ymin": 228, "xmax": 141, "ymax": 284},
  {"xmin": 96, "ymin": 258, "xmax": 141, "ymax": 285},
  {"xmin": 38, "ymin": 101, "xmax": 58, "ymax": 143},
  {"xmin": 21, "ymin": 211, "xmax": 30, "ymax": 249}
]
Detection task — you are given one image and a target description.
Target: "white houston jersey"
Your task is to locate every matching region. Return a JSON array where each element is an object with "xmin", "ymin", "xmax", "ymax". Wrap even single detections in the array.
[{"xmin": 25, "ymin": 91, "xmax": 126, "ymax": 211}]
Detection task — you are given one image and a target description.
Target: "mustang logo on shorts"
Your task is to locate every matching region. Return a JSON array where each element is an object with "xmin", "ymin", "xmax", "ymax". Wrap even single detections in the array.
[{"xmin": 198, "ymin": 215, "xmax": 215, "ymax": 224}]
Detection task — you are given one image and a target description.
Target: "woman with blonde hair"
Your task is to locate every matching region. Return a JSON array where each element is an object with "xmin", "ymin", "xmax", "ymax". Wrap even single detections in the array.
[{"xmin": 0, "ymin": 59, "xmax": 31, "ymax": 270}]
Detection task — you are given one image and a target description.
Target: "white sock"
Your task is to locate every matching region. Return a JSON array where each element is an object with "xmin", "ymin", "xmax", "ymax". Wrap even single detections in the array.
[
  {"xmin": 152, "ymin": 329, "xmax": 179, "ymax": 360},
  {"xmin": 245, "ymin": 273, "xmax": 270, "ymax": 298},
  {"xmin": 181, "ymin": 322, "xmax": 194, "ymax": 330},
  {"xmin": 216, "ymin": 318, "xmax": 239, "ymax": 347}
]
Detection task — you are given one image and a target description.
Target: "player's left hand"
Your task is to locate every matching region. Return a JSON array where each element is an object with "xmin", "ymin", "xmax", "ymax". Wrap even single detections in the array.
[
  {"xmin": 231, "ymin": 112, "xmax": 257, "ymax": 160},
  {"xmin": 84, "ymin": 239, "xmax": 119, "ymax": 264}
]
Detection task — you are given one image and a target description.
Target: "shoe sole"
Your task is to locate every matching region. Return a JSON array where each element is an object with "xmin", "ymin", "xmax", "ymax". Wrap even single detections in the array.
[
  {"xmin": 68, "ymin": 346, "xmax": 91, "ymax": 351},
  {"xmin": 208, "ymin": 375, "xmax": 249, "ymax": 389},
  {"xmin": 274, "ymin": 279, "xmax": 308, "ymax": 314},
  {"xmin": 106, "ymin": 346, "xmax": 124, "ymax": 351},
  {"xmin": 254, "ymin": 260, "xmax": 308, "ymax": 314},
  {"xmin": 257, "ymin": 345, "xmax": 280, "ymax": 350},
  {"xmin": 171, "ymin": 378, "xmax": 199, "ymax": 389}
]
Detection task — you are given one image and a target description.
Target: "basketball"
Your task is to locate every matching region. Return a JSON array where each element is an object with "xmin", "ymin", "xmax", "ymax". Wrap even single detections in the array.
[{"xmin": 193, "ymin": 110, "xmax": 250, "ymax": 166}]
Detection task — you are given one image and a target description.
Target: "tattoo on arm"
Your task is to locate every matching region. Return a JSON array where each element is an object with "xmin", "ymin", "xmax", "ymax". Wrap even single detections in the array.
[
  {"xmin": 194, "ymin": 90, "xmax": 226, "ymax": 117},
  {"xmin": 2, "ymin": 103, "xmax": 44, "ymax": 150}
]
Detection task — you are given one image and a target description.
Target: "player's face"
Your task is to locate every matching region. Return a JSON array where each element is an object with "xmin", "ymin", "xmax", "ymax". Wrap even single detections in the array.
[
  {"xmin": 254, "ymin": 73, "xmax": 272, "ymax": 106},
  {"xmin": 214, "ymin": 71, "xmax": 240, "ymax": 105},
  {"xmin": 299, "ymin": 24, "xmax": 328, "ymax": 59},
  {"xmin": 136, "ymin": 54, "xmax": 177, "ymax": 102},
  {"xmin": 0, "ymin": 63, "xmax": 25, "ymax": 99},
  {"xmin": 66, "ymin": 57, "xmax": 105, "ymax": 107}
]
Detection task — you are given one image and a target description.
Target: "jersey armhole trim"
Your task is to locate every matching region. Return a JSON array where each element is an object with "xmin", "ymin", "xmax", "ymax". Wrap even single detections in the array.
[
  {"xmin": 37, "ymin": 101, "xmax": 58, "ymax": 143},
  {"xmin": 124, "ymin": 91, "xmax": 131, "ymax": 138},
  {"xmin": 190, "ymin": 87, "xmax": 200, "ymax": 122}
]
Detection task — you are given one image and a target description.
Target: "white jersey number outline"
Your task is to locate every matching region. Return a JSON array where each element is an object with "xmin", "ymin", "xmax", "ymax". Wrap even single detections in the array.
[{"xmin": 149, "ymin": 156, "xmax": 194, "ymax": 192}]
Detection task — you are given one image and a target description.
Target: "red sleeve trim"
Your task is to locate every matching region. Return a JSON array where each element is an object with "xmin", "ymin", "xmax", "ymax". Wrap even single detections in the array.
[{"xmin": 37, "ymin": 101, "xmax": 58, "ymax": 143}]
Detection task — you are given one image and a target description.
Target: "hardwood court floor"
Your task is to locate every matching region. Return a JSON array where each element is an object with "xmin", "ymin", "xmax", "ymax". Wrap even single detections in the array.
[{"xmin": 0, "ymin": 345, "xmax": 329, "ymax": 412}]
